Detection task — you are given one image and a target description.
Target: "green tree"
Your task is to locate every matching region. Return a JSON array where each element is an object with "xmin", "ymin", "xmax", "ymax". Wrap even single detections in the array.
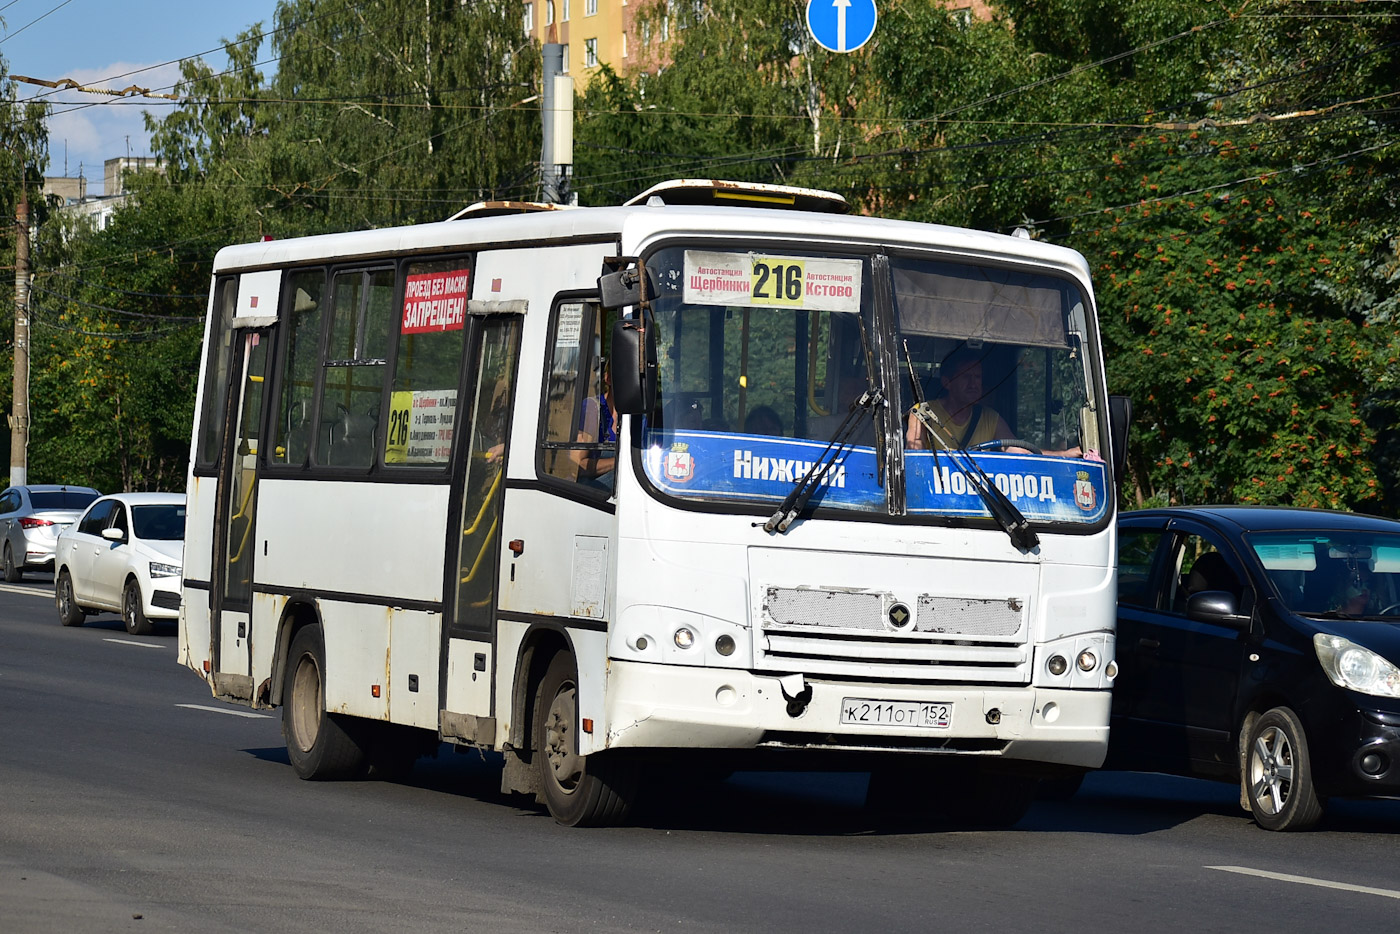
[
  {"xmin": 149, "ymin": 2, "xmax": 541, "ymax": 237},
  {"xmin": 26, "ymin": 175, "xmax": 236, "ymax": 491}
]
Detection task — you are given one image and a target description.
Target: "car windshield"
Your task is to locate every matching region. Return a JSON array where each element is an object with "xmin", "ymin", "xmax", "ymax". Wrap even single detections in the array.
[
  {"xmin": 30, "ymin": 490, "xmax": 98, "ymax": 510},
  {"xmin": 131, "ymin": 504, "xmax": 186, "ymax": 541},
  {"xmin": 1248, "ymin": 530, "xmax": 1400, "ymax": 618},
  {"xmin": 635, "ymin": 243, "xmax": 1109, "ymax": 526}
]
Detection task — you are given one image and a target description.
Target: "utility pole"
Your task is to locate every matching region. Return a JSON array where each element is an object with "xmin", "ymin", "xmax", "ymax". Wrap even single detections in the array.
[
  {"xmin": 9, "ymin": 184, "xmax": 28, "ymax": 486},
  {"xmin": 539, "ymin": 43, "xmax": 574, "ymax": 205}
]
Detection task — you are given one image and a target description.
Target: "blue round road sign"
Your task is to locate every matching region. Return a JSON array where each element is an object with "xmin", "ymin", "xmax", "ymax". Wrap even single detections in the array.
[{"xmin": 806, "ymin": 0, "xmax": 877, "ymax": 54}]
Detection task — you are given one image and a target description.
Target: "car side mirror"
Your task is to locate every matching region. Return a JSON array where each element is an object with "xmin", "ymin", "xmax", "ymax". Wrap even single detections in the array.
[
  {"xmin": 610, "ymin": 317, "xmax": 657, "ymax": 415},
  {"xmin": 101, "ymin": 527, "xmax": 125, "ymax": 543},
  {"xmin": 1108, "ymin": 394, "xmax": 1131, "ymax": 481},
  {"xmin": 1186, "ymin": 590, "xmax": 1249, "ymax": 627}
]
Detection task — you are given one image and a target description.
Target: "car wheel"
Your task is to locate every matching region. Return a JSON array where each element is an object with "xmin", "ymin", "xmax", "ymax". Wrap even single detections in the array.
[
  {"xmin": 282, "ymin": 624, "xmax": 367, "ymax": 780},
  {"xmin": 3, "ymin": 543, "xmax": 22, "ymax": 582},
  {"xmin": 533, "ymin": 651, "xmax": 638, "ymax": 826},
  {"xmin": 1244, "ymin": 706, "xmax": 1324, "ymax": 832},
  {"xmin": 56, "ymin": 570, "xmax": 86, "ymax": 627},
  {"xmin": 122, "ymin": 579, "xmax": 155, "ymax": 636}
]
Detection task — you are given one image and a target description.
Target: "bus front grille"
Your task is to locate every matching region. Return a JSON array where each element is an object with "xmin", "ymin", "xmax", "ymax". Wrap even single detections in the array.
[{"xmin": 759, "ymin": 586, "xmax": 1030, "ymax": 683}]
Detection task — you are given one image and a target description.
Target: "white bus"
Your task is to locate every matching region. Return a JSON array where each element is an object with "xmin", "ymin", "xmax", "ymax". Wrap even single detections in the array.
[{"xmin": 179, "ymin": 179, "xmax": 1129, "ymax": 826}]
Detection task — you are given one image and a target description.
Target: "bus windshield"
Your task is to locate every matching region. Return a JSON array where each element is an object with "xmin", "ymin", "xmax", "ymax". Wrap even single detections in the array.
[{"xmin": 636, "ymin": 243, "xmax": 1108, "ymax": 526}]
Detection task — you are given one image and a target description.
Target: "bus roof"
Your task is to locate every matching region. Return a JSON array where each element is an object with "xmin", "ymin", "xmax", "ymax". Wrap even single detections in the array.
[{"xmin": 211, "ymin": 198, "xmax": 1092, "ymax": 285}]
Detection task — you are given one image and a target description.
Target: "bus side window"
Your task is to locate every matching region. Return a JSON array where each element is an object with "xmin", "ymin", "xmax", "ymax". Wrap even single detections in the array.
[
  {"xmin": 382, "ymin": 258, "xmax": 471, "ymax": 468},
  {"xmin": 272, "ymin": 269, "xmax": 326, "ymax": 467},
  {"xmin": 195, "ymin": 276, "xmax": 240, "ymax": 470},
  {"xmin": 539, "ymin": 299, "xmax": 615, "ymax": 491},
  {"xmin": 318, "ymin": 268, "xmax": 395, "ymax": 469}
]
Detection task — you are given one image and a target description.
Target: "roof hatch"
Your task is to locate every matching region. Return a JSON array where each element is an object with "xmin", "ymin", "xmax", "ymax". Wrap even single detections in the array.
[{"xmin": 624, "ymin": 179, "xmax": 849, "ymax": 214}]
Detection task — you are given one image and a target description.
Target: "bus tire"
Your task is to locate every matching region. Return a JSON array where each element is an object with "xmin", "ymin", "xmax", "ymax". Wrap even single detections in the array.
[
  {"xmin": 282, "ymin": 624, "xmax": 367, "ymax": 780},
  {"xmin": 533, "ymin": 651, "xmax": 637, "ymax": 827},
  {"xmin": 56, "ymin": 569, "xmax": 87, "ymax": 627}
]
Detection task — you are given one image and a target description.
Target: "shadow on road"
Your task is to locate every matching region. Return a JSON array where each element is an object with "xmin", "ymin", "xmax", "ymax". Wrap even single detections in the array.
[{"xmin": 232, "ymin": 740, "xmax": 1400, "ymax": 836}]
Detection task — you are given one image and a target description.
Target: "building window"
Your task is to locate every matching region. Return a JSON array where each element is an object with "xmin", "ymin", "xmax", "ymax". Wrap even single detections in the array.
[
  {"xmin": 523, "ymin": 1, "xmax": 534, "ymax": 34},
  {"xmin": 559, "ymin": 44, "xmax": 569, "ymax": 71},
  {"xmin": 585, "ymin": 0, "xmax": 597, "ymax": 14},
  {"xmin": 546, "ymin": 0, "xmax": 554, "ymax": 25},
  {"xmin": 621, "ymin": 32, "xmax": 628, "ymax": 58},
  {"xmin": 562, "ymin": 0, "xmax": 570, "ymax": 21},
  {"xmin": 585, "ymin": 38, "xmax": 598, "ymax": 67}
]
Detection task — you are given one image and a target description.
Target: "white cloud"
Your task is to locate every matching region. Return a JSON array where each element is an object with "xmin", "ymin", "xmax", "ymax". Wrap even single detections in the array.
[{"xmin": 38, "ymin": 61, "xmax": 187, "ymax": 194}]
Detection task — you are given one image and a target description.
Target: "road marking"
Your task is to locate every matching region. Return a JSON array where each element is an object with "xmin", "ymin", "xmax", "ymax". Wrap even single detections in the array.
[
  {"xmin": 103, "ymin": 638, "xmax": 167, "ymax": 650},
  {"xmin": 1207, "ymin": 866, "xmax": 1400, "ymax": 901},
  {"xmin": 0, "ymin": 583, "xmax": 51, "ymax": 597},
  {"xmin": 176, "ymin": 703, "xmax": 272, "ymax": 720}
]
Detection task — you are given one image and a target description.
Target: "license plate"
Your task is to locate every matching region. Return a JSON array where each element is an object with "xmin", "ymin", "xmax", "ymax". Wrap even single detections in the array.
[{"xmin": 840, "ymin": 698, "xmax": 952, "ymax": 729}]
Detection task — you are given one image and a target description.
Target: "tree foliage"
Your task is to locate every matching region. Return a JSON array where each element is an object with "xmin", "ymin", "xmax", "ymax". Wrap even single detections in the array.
[{"xmin": 11, "ymin": 0, "xmax": 1400, "ymax": 511}]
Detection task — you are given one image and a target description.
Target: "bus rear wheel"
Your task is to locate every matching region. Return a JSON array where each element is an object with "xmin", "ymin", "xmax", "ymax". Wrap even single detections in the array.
[
  {"xmin": 533, "ymin": 651, "xmax": 637, "ymax": 827},
  {"xmin": 282, "ymin": 624, "xmax": 367, "ymax": 780}
]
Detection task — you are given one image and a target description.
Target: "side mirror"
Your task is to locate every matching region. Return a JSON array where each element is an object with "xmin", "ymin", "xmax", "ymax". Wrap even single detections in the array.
[
  {"xmin": 101, "ymin": 527, "xmax": 125, "ymax": 543},
  {"xmin": 598, "ymin": 258, "xmax": 656, "ymax": 311},
  {"xmin": 610, "ymin": 317, "xmax": 657, "ymax": 415},
  {"xmin": 1186, "ymin": 590, "xmax": 1249, "ymax": 627},
  {"xmin": 1108, "ymin": 394, "xmax": 1131, "ymax": 482}
]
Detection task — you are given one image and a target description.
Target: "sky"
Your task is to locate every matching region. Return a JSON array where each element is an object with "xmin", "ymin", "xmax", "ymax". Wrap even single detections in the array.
[{"xmin": 2, "ymin": 0, "xmax": 282, "ymax": 193}]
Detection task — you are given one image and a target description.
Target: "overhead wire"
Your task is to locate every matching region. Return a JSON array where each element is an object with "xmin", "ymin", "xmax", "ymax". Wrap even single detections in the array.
[{"xmin": 0, "ymin": 0, "xmax": 74, "ymax": 47}]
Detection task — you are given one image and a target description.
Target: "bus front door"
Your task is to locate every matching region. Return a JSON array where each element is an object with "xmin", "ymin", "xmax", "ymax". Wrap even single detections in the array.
[
  {"xmin": 210, "ymin": 328, "xmax": 271, "ymax": 700},
  {"xmin": 440, "ymin": 314, "xmax": 522, "ymax": 745}
]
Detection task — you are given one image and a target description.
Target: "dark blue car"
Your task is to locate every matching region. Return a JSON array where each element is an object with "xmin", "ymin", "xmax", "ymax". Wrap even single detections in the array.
[{"xmin": 1109, "ymin": 506, "xmax": 1400, "ymax": 830}]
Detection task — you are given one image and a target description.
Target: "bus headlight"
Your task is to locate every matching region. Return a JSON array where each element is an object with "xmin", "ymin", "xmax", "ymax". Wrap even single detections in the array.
[
  {"xmin": 1047, "ymin": 654, "xmax": 1068, "ymax": 676},
  {"xmin": 1077, "ymin": 649, "xmax": 1098, "ymax": 672},
  {"xmin": 674, "ymin": 627, "xmax": 697, "ymax": 649},
  {"xmin": 715, "ymin": 634, "xmax": 736, "ymax": 656}
]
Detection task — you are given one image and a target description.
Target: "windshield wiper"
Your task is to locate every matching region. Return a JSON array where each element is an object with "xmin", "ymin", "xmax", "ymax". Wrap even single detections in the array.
[
  {"xmin": 764, "ymin": 388, "xmax": 884, "ymax": 534},
  {"xmin": 904, "ymin": 343, "xmax": 1038, "ymax": 551}
]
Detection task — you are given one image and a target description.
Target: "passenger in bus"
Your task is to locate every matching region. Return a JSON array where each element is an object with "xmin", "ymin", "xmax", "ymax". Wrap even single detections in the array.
[
  {"xmin": 905, "ymin": 346, "xmax": 1083, "ymax": 457},
  {"xmin": 571, "ymin": 360, "xmax": 617, "ymax": 486},
  {"xmin": 744, "ymin": 405, "xmax": 784, "ymax": 437}
]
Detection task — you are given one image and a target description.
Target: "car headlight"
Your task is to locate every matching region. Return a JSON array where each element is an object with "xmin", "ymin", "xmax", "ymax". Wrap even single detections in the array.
[
  {"xmin": 149, "ymin": 562, "xmax": 182, "ymax": 579},
  {"xmin": 1314, "ymin": 633, "xmax": 1400, "ymax": 698}
]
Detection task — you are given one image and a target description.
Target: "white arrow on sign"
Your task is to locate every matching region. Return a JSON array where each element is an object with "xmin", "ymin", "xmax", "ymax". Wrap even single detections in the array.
[{"xmin": 834, "ymin": 0, "xmax": 850, "ymax": 52}]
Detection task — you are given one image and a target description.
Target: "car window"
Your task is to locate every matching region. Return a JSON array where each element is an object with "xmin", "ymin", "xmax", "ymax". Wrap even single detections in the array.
[
  {"xmin": 1118, "ymin": 527, "xmax": 1165, "ymax": 608},
  {"xmin": 110, "ymin": 504, "xmax": 129, "ymax": 538},
  {"xmin": 78, "ymin": 500, "xmax": 118, "ymax": 536},
  {"xmin": 30, "ymin": 490, "xmax": 99, "ymax": 510},
  {"xmin": 131, "ymin": 505, "xmax": 186, "ymax": 541},
  {"xmin": 1167, "ymin": 533, "xmax": 1242, "ymax": 614},
  {"xmin": 0, "ymin": 491, "xmax": 18, "ymax": 514}
]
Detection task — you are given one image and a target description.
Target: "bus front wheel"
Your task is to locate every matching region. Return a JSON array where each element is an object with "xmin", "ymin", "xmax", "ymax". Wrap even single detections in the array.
[
  {"xmin": 282, "ymin": 624, "xmax": 367, "ymax": 780},
  {"xmin": 533, "ymin": 651, "xmax": 637, "ymax": 827}
]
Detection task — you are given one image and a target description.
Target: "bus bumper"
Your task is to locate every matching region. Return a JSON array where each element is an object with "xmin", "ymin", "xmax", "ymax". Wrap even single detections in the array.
[{"xmin": 602, "ymin": 659, "xmax": 1110, "ymax": 769}]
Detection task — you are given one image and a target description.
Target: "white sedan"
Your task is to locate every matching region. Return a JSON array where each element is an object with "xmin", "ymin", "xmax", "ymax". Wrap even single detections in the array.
[{"xmin": 54, "ymin": 492, "xmax": 186, "ymax": 635}]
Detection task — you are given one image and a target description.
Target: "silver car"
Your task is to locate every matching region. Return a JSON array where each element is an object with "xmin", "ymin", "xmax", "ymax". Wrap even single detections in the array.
[{"xmin": 0, "ymin": 485, "xmax": 102, "ymax": 582}]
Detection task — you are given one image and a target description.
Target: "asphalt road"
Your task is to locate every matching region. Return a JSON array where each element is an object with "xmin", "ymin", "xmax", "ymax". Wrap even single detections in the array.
[{"xmin": 4, "ymin": 573, "xmax": 1400, "ymax": 933}]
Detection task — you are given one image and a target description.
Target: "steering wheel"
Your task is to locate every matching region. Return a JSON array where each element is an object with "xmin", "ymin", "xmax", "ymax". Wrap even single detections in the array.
[
  {"xmin": 1377, "ymin": 603, "xmax": 1400, "ymax": 617},
  {"xmin": 969, "ymin": 438, "xmax": 1044, "ymax": 456}
]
